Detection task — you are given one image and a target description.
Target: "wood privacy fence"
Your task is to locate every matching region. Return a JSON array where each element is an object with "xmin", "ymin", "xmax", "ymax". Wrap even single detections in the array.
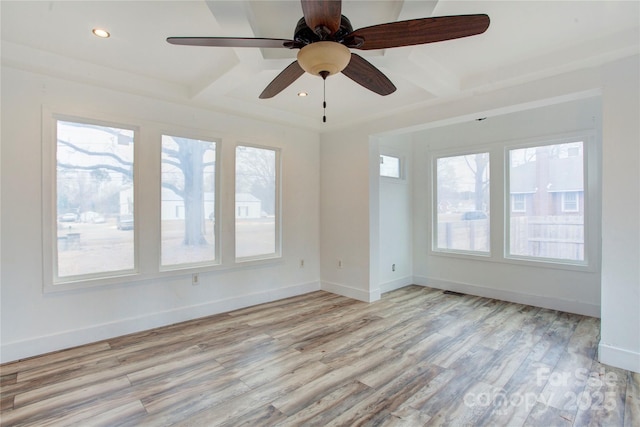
[
  {"xmin": 437, "ymin": 220, "xmax": 490, "ymax": 252},
  {"xmin": 437, "ymin": 216, "xmax": 584, "ymax": 261},
  {"xmin": 510, "ymin": 216, "xmax": 584, "ymax": 261}
]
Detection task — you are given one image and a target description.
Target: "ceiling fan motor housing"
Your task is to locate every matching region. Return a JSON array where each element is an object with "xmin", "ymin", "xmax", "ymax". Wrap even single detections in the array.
[{"xmin": 293, "ymin": 15, "xmax": 354, "ymax": 45}]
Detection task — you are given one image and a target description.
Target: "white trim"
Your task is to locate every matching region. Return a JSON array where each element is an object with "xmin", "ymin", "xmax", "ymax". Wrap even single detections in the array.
[
  {"xmin": 379, "ymin": 154, "xmax": 403, "ymax": 179},
  {"xmin": 321, "ymin": 280, "xmax": 380, "ymax": 303},
  {"xmin": 598, "ymin": 342, "xmax": 640, "ymax": 373},
  {"xmin": 413, "ymin": 275, "xmax": 600, "ymax": 318},
  {"xmin": 0, "ymin": 280, "xmax": 321, "ymax": 364},
  {"xmin": 43, "ymin": 110, "xmax": 141, "ymax": 292},
  {"xmin": 432, "ymin": 150, "xmax": 491, "ymax": 255},
  {"xmin": 505, "ymin": 135, "xmax": 596, "ymax": 268},
  {"xmin": 379, "ymin": 276, "xmax": 414, "ymax": 294}
]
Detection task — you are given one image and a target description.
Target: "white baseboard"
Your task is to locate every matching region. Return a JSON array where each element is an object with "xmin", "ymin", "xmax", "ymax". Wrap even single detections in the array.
[
  {"xmin": 598, "ymin": 342, "xmax": 640, "ymax": 373},
  {"xmin": 379, "ymin": 276, "xmax": 414, "ymax": 294},
  {"xmin": 0, "ymin": 281, "xmax": 320, "ymax": 364},
  {"xmin": 321, "ymin": 280, "xmax": 380, "ymax": 302},
  {"xmin": 413, "ymin": 275, "xmax": 600, "ymax": 318}
]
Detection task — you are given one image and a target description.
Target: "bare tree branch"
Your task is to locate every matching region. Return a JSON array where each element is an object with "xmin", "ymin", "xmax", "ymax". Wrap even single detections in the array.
[
  {"xmin": 161, "ymin": 146, "xmax": 180, "ymax": 158},
  {"xmin": 58, "ymin": 139, "xmax": 132, "ymax": 167},
  {"xmin": 162, "ymin": 158, "xmax": 182, "ymax": 169},
  {"xmin": 57, "ymin": 162, "xmax": 132, "ymax": 177}
]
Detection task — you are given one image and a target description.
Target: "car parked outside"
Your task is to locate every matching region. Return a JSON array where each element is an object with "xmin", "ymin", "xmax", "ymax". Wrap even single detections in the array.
[
  {"xmin": 60, "ymin": 213, "xmax": 78, "ymax": 222},
  {"xmin": 461, "ymin": 211, "xmax": 487, "ymax": 220},
  {"xmin": 117, "ymin": 214, "xmax": 134, "ymax": 230}
]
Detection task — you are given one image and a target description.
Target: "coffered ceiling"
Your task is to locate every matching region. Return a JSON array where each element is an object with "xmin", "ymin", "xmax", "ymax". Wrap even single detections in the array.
[{"xmin": 1, "ymin": 1, "xmax": 638, "ymax": 131}]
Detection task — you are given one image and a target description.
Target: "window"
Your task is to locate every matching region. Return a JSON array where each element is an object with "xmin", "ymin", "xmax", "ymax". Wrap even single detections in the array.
[
  {"xmin": 512, "ymin": 194, "xmax": 527, "ymax": 212},
  {"xmin": 562, "ymin": 191, "xmax": 579, "ymax": 212},
  {"xmin": 507, "ymin": 141, "xmax": 585, "ymax": 262},
  {"xmin": 435, "ymin": 152, "xmax": 490, "ymax": 253},
  {"xmin": 161, "ymin": 135, "xmax": 217, "ymax": 268},
  {"xmin": 380, "ymin": 154, "xmax": 401, "ymax": 178},
  {"xmin": 54, "ymin": 119, "xmax": 135, "ymax": 279},
  {"xmin": 235, "ymin": 145, "xmax": 280, "ymax": 260}
]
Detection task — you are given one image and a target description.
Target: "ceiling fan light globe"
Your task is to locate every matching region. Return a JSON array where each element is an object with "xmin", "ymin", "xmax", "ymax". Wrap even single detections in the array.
[{"xmin": 297, "ymin": 42, "xmax": 351, "ymax": 77}]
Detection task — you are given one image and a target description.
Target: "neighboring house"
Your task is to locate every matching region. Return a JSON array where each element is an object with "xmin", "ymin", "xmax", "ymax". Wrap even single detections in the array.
[
  {"xmin": 510, "ymin": 153, "xmax": 584, "ymax": 216},
  {"xmin": 123, "ymin": 187, "xmax": 260, "ymax": 220},
  {"xmin": 235, "ymin": 193, "xmax": 262, "ymax": 219},
  {"xmin": 160, "ymin": 188, "xmax": 215, "ymax": 221}
]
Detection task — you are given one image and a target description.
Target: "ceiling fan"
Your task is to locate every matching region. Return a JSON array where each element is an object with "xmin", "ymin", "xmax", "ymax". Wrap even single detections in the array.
[{"xmin": 168, "ymin": 0, "xmax": 489, "ymax": 102}]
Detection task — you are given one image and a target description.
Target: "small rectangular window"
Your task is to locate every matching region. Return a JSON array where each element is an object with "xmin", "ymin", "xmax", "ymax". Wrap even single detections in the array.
[
  {"xmin": 508, "ymin": 141, "xmax": 585, "ymax": 262},
  {"xmin": 235, "ymin": 145, "xmax": 279, "ymax": 260},
  {"xmin": 380, "ymin": 154, "xmax": 401, "ymax": 178},
  {"xmin": 511, "ymin": 194, "xmax": 527, "ymax": 213},
  {"xmin": 161, "ymin": 135, "xmax": 217, "ymax": 268},
  {"xmin": 55, "ymin": 120, "xmax": 135, "ymax": 279},
  {"xmin": 562, "ymin": 191, "xmax": 579, "ymax": 212},
  {"xmin": 435, "ymin": 152, "xmax": 490, "ymax": 253}
]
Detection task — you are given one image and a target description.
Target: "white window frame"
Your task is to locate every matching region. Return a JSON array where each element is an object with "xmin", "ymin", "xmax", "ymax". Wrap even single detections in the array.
[
  {"xmin": 504, "ymin": 134, "xmax": 598, "ymax": 268},
  {"xmin": 428, "ymin": 131, "xmax": 599, "ymax": 272},
  {"xmin": 380, "ymin": 154, "xmax": 403, "ymax": 179},
  {"xmin": 432, "ymin": 149, "xmax": 491, "ymax": 257},
  {"xmin": 234, "ymin": 143, "xmax": 282, "ymax": 263},
  {"xmin": 42, "ymin": 110, "xmax": 140, "ymax": 292}
]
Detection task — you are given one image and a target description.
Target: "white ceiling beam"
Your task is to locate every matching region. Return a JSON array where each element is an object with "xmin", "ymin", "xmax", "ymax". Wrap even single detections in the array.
[
  {"xmin": 379, "ymin": 47, "xmax": 460, "ymax": 98},
  {"xmin": 374, "ymin": 0, "xmax": 458, "ymax": 97},
  {"xmin": 205, "ymin": 0, "xmax": 266, "ymax": 67},
  {"xmin": 397, "ymin": 0, "xmax": 439, "ymax": 20}
]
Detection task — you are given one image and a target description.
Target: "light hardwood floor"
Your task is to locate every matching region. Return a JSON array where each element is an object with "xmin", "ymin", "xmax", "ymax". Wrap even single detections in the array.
[{"xmin": 1, "ymin": 285, "xmax": 638, "ymax": 426}]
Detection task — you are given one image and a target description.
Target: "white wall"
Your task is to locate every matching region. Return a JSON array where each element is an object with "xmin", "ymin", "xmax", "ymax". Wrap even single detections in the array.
[
  {"xmin": 377, "ymin": 136, "xmax": 414, "ymax": 294},
  {"xmin": 599, "ymin": 56, "xmax": 640, "ymax": 372},
  {"xmin": 0, "ymin": 66, "xmax": 321, "ymax": 363},
  {"xmin": 319, "ymin": 129, "xmax": 375, "ymax": 301}
]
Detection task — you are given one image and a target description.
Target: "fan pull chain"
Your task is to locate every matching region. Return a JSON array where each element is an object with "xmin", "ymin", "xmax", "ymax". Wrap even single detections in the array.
[
  {"xmin": 323, "ymin": 76, "xmax": 327, "ymax": 123},
  {"xmin": 319, "ymin": 70, "xmax": 329, "ymax": 123}
]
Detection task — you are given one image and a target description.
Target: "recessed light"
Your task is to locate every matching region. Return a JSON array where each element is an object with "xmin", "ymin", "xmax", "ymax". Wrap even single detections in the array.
[
  {"xmin": 297, "ymin": 92, "xmax": 308, "ymax": 97},
  {"xmin": 92, "ymin": 28, "xmax": 110, "ymax": 38}
]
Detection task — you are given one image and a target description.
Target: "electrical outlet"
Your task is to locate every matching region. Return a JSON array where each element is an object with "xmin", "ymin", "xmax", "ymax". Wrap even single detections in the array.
[
  {"xmin": 392, "ymin": 263, "xmax": 396, "ymax": 272},
  {"xmin": 300, "ymin": 259, "xmax": 305, "ymax": 268},
  {"xmin": 192, "ymin": 273, "xmax": 199, "ymax": 285}
]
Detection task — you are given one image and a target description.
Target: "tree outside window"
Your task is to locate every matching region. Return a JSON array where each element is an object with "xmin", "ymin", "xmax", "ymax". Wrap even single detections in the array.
[
  {"xmin": 435, "ymin": 152, "xmax": 490, "ymax": 253},
  {"xmin": 55, "ymin": 120, "xmax": 135, "ymax": 278},
  {"xmin": 161, "ymin": 135, "xmax": 217, "ymax": 267}
]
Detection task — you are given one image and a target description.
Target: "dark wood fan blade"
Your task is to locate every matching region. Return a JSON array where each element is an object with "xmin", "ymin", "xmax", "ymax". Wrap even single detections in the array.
[
  {"xmin": 167, "ymin": 37, "xmax": 295, "ymax": 48},
  {"xmin": 341, "ymin": 53, "xmax": 396, "ymax": 96},
  {"xmin": 346, "ymin": 14, "xmax": 490, "ymax": 50},
  {"xmin": 301, "ymin": 0, "xmax": 342, "ymax": 35},
  {"xmin": 259, "ymin": 61, "xmax": 305, "ymax": 99}
]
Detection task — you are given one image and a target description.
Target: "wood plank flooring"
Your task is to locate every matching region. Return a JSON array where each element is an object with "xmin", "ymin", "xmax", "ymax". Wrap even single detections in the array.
[{"xmin": 1, "ymin": 285, "xmax": 638, "ymax": 426}]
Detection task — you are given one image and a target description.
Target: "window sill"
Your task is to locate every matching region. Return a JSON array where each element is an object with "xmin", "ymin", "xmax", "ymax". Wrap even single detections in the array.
[{"xmin": 428, "ymin": 249, "xmax": 596, "ymax": 273}]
